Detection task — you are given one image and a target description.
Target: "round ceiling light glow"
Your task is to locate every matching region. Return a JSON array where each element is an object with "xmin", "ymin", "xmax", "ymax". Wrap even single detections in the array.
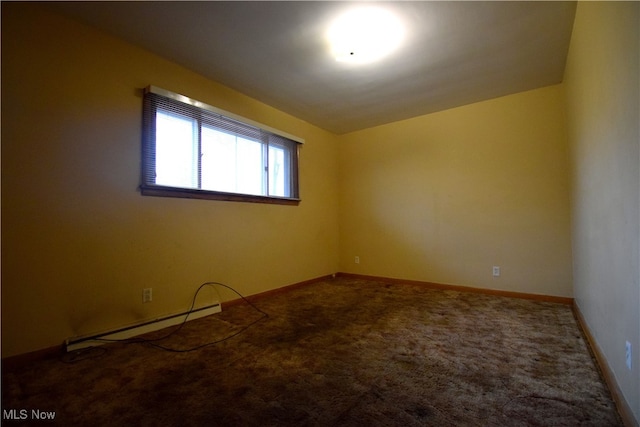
[{"xmin": 327, "ymin": 7, "xmax": 405, "ymax": 64}]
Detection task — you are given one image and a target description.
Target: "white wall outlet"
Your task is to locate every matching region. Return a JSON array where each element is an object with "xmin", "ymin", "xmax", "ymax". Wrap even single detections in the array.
[
  {"xmin": 625, "ymin": 341, "xmax": 632, "ymax": 370},
  {"xmin": 143, "ymin": 288, "xmax": 153, "ymax": 303},
  {"xmin": 355, "ymin": 256, "xmax": 360, "ymax": 264},
  {"xmin": 492, "ymin": 266, "xmax": 501, "ymax": 277}
]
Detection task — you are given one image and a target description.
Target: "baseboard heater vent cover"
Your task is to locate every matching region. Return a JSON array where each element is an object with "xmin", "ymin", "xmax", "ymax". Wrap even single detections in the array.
[{"xmin": 65, "ymin": 303, "xmax": 221, "ymax": 353}]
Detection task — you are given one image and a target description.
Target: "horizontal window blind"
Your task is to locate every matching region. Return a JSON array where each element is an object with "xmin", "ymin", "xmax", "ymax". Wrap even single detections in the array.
[{"xmin": 141, "ymin": 86, "xmax": 301, "ymax": 204}]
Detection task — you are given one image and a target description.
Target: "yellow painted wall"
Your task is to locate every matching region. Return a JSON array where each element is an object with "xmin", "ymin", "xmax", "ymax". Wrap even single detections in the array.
[
  {"xmin": 564, "ymin": 2, "xmax": 639, "ymax": 422},
  {"xmin": 338, "ymin": 85, "xmax": 573, "ymax": 297},
  {"xmin": 1, "ymin": 3, "xmax": 340, "ymax": 357}
]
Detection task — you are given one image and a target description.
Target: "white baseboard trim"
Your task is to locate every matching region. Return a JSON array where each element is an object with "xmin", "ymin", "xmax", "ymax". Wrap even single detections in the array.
[{"xmin": 65, "ymin": 303, "xmax": 221, "ymax": 353}]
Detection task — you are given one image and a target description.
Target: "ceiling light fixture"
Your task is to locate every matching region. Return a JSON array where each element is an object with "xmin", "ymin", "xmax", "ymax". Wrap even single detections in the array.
[{"xmin": 327, "ymin": 6, "xmax": 405, "ymax": 65}]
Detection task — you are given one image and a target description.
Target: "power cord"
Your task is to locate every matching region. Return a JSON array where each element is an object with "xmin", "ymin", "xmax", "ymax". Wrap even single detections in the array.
[
  {"xmin": 142, "ymin": 281, "xmax": 269, "ymax": 353},
  {"xmin": 63, "ymin": 281, "xmax": 268, "ymax": 360}
]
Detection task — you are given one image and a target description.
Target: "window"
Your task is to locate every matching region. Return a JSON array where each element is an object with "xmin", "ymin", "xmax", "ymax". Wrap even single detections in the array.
[{"xmin": 141, "ymin": 86, "xmax": 302, "ymax": 205}]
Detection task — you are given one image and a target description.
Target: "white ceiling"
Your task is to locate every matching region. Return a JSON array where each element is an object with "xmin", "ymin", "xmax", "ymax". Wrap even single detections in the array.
[{"xmin": 51, "ymin": 1, "xmax": 577, "ymax": 134}]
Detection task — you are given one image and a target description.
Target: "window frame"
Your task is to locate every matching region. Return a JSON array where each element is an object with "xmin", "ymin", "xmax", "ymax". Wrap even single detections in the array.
[{"xmin": 140, "ymin": 86, "xmax": 302, "ymax": 205}]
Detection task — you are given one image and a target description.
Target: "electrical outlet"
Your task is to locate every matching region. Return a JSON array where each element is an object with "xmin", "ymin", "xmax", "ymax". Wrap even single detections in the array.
[
  {"xmin": 492, "ymin": 266, "xmax": 500, "ymax": 277},
  {"xmin": 626, "ymin": 341, "xmax": 632, "ymax": 370},
  {"xmin": 355, "ymin": 256, "xmax": 360, "ymax": 264},
  {"xmin": 143, "ymin": 288, "xmax": 152, "ymax": 303}
]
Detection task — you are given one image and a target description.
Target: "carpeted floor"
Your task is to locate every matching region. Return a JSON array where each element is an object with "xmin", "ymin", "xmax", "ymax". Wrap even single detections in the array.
[{"xmin": 2, "ymin": 277, "xmax": 623, "ymax": 426}]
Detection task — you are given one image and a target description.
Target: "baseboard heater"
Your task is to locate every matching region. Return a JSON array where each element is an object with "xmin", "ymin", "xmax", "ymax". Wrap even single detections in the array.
[{"xmin": 65, "ymin": 303, "xmax": 221, "ymax": 353}]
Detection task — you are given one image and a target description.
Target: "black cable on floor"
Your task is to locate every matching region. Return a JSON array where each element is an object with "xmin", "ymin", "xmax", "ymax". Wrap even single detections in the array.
[{"xmin": 63, "ymin": 281, "xmax": 268, "ymax": 359}]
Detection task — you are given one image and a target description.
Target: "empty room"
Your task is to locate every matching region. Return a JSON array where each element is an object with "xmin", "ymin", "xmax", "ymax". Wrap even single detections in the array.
[{"xmin": 2, "ymin": 1, "xmax": 638, "ymax": 425}]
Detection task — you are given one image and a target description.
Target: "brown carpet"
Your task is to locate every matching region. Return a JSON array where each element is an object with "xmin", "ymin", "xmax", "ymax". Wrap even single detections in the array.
[{"xmin": 2, "ymin": 277, "xmax": 622, "ymax": 426}]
